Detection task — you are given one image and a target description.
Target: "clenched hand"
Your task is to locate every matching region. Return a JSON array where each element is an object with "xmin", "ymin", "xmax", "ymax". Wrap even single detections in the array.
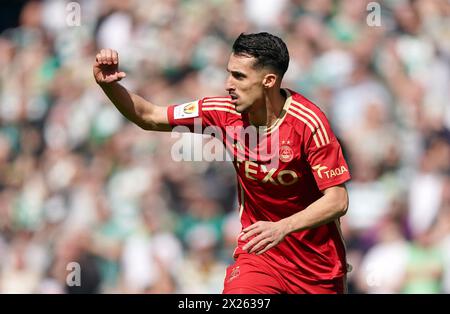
[{"xmin": 93, "ymin": 48, "xmax": 126, "ymax": 85}]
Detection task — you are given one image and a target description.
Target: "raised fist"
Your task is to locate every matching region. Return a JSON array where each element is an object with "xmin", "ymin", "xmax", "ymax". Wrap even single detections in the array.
[{"xmin": 93, "ymin": 48, "xmax": 126, "ymax": 85}]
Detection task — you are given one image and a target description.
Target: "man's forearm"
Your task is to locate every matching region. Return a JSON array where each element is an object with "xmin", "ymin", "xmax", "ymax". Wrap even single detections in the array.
[
  {"xmin": 99, "ymin": 82, "xmax": 153, "ymax": 129},
  {"xmin": 281, "ymin": 186, "xmax": 348, "ymax": 234},
  {"xmin": 241, "ymin": 185, "xmax": 349, "ymax": 255}
]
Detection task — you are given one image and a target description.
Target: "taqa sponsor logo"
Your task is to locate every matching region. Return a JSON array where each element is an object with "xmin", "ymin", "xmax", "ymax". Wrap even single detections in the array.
[
  {"xmin": 238, "ymin": 160, "xmax": 299, "ymax": 186},
  {"xmin": 312, "ymin": 164, "xmax": 348, "ymax": 179}
]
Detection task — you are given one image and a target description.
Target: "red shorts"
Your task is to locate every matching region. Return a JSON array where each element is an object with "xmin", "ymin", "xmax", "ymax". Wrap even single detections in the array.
[{"xmin": 222, "ymin": 253, "xmax": 346, "ymax": 294}]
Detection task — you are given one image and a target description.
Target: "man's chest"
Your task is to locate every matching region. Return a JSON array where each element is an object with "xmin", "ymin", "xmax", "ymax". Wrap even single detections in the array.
[{"xmin": 223, "ymin": 123, "xmax": 310, "ymax": 188}]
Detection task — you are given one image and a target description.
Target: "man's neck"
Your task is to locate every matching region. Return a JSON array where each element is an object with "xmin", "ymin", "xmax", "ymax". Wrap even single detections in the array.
[{"xmin": 248, "ymin": 88, "xmax": 286, "ymax": 128}]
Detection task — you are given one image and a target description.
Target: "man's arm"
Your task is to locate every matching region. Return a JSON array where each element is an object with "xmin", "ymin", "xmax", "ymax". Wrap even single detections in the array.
[
  {"xmin": 283, "ymin": 184, "xmax": 348, "ymax": 231},
  {"xmin": 241, "ymin": 184, "xmax": 349, "ymax": 254},
  {"xmin": 93, "ymin": 48, "xmax": 171, "ymax": 131}
]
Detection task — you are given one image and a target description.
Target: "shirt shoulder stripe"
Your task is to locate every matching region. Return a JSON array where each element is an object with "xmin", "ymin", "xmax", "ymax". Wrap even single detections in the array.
[
  {"xmin": 290, "ymin": 102, "xmax": 327, "ymax": 146},
  {"xmin": 203, "ymin": 96, "xmax": 232, "ymax": 103},
  {"xmin": 291, "ymin": 100, "xmax": 330, "ymax": 145},
  {"xmin": 203, "ymin": 100, "xmax": 234, "ymax": 105},
  {"xmin": 202, "ymin": 102, "xmax": 236, "ymax": 109},
  {"xmin": 287, "ymin": 109, "xmax": 321, "ymax": 148},
  {"xmin": 202, "ymin": 107, "xmax": 241, "ymax": 115}
]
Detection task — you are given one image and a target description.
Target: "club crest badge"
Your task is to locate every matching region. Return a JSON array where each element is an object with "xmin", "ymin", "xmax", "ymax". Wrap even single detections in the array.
[
  {"xmin": 279, "ymin": 140, "xmax": 294, "ymax": 163},
  {"xmin": 227, "ymin": 266, "xmax": 240, "ymax": 283}
]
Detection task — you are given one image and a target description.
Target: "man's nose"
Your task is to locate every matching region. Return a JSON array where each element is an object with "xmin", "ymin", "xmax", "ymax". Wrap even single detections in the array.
[{"xmin": 225, "ymin": 76, "xmax": 234, "ymax": 91}]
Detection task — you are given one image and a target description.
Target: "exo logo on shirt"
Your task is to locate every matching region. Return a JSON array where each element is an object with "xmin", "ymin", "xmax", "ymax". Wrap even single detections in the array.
[
  {"xmin": 238, "ymin": 160, "xmax": 300, "ymax": 186},
  {"xmin": 312, "ymin": 164, "xmax": 348, "ymax": 179}
]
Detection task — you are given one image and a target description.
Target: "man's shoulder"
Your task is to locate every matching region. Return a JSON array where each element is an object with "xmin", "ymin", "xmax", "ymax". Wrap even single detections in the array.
[
  {"xmin": 287, "ymin": 89, "xmax": 325, "ymax": 116},
  {"xmin": 285, "ymin": 89, "xmax": 332, "ymax": 145}
]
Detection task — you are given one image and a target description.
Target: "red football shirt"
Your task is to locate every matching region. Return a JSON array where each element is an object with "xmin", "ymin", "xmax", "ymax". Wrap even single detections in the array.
[{"xmin": 167, "ymin": 89, "xmax": 351, "ymax": 280}]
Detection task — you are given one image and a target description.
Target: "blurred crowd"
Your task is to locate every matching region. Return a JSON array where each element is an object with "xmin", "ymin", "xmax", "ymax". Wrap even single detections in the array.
[{"xmin": 0, "ymin": 0, "xmax": 449, "ymax": 294}]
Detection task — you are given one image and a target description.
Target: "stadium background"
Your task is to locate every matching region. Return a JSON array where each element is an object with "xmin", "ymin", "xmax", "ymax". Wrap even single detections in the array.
[{"xmin": 0, "ymin": 0, "xmax": 449, "ymax": 293}]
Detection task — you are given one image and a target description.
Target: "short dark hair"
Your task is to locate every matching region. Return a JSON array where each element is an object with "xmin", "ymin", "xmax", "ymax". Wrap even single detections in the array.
[{"xmin": 232, "ymin": 32, "xmax": 290, "ymax": 77}]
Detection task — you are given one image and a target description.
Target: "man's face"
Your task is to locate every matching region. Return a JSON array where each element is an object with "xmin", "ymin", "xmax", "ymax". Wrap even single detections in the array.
[{"xmin": 226, "ymin": 53, "xmax": 267, "ymax": 113}]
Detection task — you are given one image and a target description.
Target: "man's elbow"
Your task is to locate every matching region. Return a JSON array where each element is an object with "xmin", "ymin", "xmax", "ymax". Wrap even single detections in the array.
[
  {"xmin": 133, "ymin": 111, "xmax": 159, "ymax": 130},
  {"xmin": 338, "ymin": 196, "xmax": 349, "ymax": 217},
  {"xmin": 325, "ymin": 185, "xmax": 349, "ymax": 217},
  {"xmin": 128, "ymin": 118, "xmax": 152, "ymax": 131},
  {"xmin": 335, "ymin": 191, "xmax": 349, "ymax": 217},
  {"xmin": 138, "ymin": 120, "xmax": 155, "ymax": 131},
  {"xmin": 138, "ymin": 109, "xmax": 169, "ymax": 131}
]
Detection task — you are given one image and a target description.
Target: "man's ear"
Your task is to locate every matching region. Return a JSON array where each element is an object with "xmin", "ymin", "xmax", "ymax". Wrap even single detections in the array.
[{"xmin": 263, "ymin": 73, "xmax": 278, "ymax": 89}]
